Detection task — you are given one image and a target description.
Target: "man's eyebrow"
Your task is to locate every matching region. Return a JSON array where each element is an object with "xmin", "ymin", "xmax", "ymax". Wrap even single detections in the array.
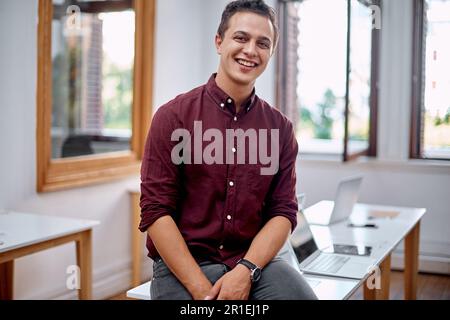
[{"xmin": 233, "ymin": 31, "xmax": 272, "ymax": 44}]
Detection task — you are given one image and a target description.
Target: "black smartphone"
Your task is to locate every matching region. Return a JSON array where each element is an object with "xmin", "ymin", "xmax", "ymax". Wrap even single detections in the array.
[
  {"xmin": 323, "ymin": 244, "xmax": 372, "ymax": 256},
  {"xmin": 348, "ymin": 223, "xmax": 378, "ymax": 228}
]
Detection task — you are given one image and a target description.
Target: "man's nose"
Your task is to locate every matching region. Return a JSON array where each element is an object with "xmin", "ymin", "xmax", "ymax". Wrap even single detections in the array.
[{"xmin": 243, "ymin": 41, "xmax": 257, "ymax": 57}]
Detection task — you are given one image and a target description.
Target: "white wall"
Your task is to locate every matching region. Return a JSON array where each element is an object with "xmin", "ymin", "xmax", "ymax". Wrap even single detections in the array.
[
  {"xmin": 152, "ymin": 0, "xmax": 205, "ymax": 109},
  {"xmin": 0, "ymin": 0, "xmax": 448, "ymax": 300},
  {"xmin": 0, "ymin": 0, "xmax": 37, "ymax": 210}
]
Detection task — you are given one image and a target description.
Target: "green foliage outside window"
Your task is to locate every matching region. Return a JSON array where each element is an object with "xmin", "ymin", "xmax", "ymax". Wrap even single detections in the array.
[{"xmin": 300, "ymin": 88, "xmax": 336, "ymax": 140}]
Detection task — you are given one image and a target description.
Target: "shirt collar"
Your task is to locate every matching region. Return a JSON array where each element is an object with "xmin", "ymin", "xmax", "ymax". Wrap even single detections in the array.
[{"xmin": 206, "ymin": 73, "xmax": 256, "ymax": 114}]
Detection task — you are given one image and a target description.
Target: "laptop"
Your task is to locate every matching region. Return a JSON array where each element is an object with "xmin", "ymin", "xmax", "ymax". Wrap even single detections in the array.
[
  {"xmin": 287, "ymin": 210, "xmax": 376, "ymax": 279},
  {"xmin": 277, "ymin": 240, "xmax": 361, "ymax": 300},
  {"xmin": 303, "ymin": 176, "xmax": 363, "ymax": 225}
]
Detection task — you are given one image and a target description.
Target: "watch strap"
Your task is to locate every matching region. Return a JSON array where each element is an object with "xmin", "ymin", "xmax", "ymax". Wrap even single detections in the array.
[{"xmin": 238, "ymin": 258, "xmax": 258, "ymax": 271}]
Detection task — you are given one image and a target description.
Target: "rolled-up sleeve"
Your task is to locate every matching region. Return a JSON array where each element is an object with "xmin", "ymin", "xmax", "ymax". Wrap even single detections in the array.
[
  {"xmin": 262, "ymin": 121, "xmax": 299, "ymax": 232},
  {"xmin": 138, "ymin": 104, "xmax": 181, "ymax": 233}
]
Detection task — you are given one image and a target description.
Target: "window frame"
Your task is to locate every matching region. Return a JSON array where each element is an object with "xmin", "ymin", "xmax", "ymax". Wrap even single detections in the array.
[
  {"xmin": 36, "ymin": 0, "xmax": 155, "ymax": 192},
  {"xmin": 344, "ymin": 0, "xmax": 380, "ymax": 161},
  {"xmin": 410, "ymin": 0, "xmax": 450, "ymax": 161},
  {"xmin": 276, "ymin": 0, "xmax": 380, "ymax": 162}
]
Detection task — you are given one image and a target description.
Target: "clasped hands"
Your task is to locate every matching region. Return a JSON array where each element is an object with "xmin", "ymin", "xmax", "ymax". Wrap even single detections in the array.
[{"xmin": 194, "ymin": 264, "xmax": 252, "ymax": 300}]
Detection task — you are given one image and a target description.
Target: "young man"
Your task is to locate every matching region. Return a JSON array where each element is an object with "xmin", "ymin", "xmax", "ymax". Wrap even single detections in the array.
[{"xmin": 139, "ymin": 0, "xmax": 317, "ymax": 300}]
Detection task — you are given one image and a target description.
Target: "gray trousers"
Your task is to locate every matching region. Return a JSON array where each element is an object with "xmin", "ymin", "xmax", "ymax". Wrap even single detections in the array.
[{"xmin": 150, "ymin": 256, "xmax": 318, "ymax": 300}]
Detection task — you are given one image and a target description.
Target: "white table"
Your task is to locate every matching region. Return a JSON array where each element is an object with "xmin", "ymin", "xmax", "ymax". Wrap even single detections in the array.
[
  {"xmin": 306, "ymin": 202, "xmax": 426, "ymax": 300},
  {"xmin": 126, "ymin": 228, "xmax": 361, "ymax": 300},
  {"xmin": 0, "ymin": 211, "xmax": 99, "ymax": 300},
  {"xmin": 126, "ymin": 274, "xmax": 360, "ymax": 301},
  {"xmin": 126, "ymin": 232, "xmax": 361, "ymax": 300},
  {"xmin": 126, "ymin": 202, "xmax": 425, "ymax": 300}
]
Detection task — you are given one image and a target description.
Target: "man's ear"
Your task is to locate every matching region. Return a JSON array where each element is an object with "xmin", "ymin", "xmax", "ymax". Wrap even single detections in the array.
[
  {"xmin": 270, "ymin": 38, "xmax": 278, "ymax": 57},
  {"xmin": 215, "ymin": 34, "xmax": 223, "ymax": 54},
  {"xmin": 269, "ymin": 45, "xmax": 276, "ymax": 57}
]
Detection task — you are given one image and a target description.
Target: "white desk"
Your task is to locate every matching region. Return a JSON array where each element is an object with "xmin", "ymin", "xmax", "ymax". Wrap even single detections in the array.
[
  {"xmin": 127, "ymin": 234, "xmax": 361, "ymax": 300},
  {"xmin": 126, "ymin": 235, "xmax": 362, "ymax": 300},
  {"xmin": 306, "ymin": 202, "xmax": 426, "ymax": 300},
  {"xmin": 0, "ymin": 211, "xmax": 99, "ymax": 300},
  {"xmin": 126, "ymin": 202, "xmax": 425, "ymax": 300},
  {"xmin": 126, "ymin": 274, "xmax": 360, "ymax": 301}
]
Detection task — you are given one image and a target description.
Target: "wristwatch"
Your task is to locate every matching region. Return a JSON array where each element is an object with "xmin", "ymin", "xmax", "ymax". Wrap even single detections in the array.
[{"xmin": 237, "ymin": 258, "xmax": 262, "ymax": 283}]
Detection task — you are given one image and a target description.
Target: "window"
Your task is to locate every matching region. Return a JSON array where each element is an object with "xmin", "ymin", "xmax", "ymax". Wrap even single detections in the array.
[
  {"xmin": 37, "ymin": 0, "xmax": 155, "ymax": 192},
  {"xmin": 277, "ymin": 0, "xmax": 380, "ymax": 161},
  {"xmin": 411, "ymin": 0, "xmax": 450, "ymax": 160}
]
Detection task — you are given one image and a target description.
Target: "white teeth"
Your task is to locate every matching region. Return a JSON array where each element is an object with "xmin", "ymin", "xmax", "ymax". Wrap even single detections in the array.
[{"xmin": 237, "ymin": 59, "xmax": 256, "ymax": 67}]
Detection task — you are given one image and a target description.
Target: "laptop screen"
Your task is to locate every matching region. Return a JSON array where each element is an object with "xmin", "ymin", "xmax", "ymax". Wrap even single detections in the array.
[{"xmin": 290, "ymin": 211, "xmax": 319, "ymax": 263}]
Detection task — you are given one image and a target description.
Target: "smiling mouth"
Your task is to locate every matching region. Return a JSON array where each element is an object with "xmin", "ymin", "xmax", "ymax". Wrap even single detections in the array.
[{"xmin": 236, "ymin": 58, "xmax": 258, "ymax": 68}]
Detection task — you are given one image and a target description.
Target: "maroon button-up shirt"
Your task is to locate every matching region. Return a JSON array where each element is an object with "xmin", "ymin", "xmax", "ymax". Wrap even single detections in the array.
[{"xmin": 139, "ymin": 74, "xmax": 299, "ymax": 269}]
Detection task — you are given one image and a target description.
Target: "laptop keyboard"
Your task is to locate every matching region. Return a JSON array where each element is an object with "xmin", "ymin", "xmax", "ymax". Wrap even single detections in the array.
[{"xmin": 305, "ymin": 254, "xmax": 350, "ymax": 274}]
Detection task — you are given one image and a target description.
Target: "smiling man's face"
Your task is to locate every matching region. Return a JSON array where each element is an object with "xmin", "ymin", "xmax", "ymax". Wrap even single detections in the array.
[{"xmin": 215, "ymin": 11, "xmax": 275, "ymax": 88}]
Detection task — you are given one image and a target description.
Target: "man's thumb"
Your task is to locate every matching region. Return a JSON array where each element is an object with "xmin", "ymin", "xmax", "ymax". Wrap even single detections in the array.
[{"xmin": 204, "ymin": 279, "xmax": 222, "ymax": 300}]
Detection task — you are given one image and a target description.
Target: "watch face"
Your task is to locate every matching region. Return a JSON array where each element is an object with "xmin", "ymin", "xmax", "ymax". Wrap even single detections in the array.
[{"xmin": 251, "ymin": 268, "xmax": 262, "ymax": 282}]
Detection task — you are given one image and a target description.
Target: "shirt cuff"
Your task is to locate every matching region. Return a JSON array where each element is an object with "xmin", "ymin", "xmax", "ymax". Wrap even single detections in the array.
[
  {"xmin": 138, "ymin": 208, "xmax": 173, "ymax": 233},
  {"xmin": 264, "ymin": 211, "xmax": 297, "ymax": 233}
]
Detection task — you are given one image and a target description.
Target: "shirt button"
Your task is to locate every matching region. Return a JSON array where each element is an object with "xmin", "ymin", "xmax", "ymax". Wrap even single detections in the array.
[
  {"xmin": 220, "ymin": 103, "xmax": 225, "ymax": 108},
  {"xmin": 219, "ymin": 245, "xmax": 224, "ymax": 250},
  {"xmin": 227, "ymin": 98, "xmax": 232, "ymax": 104},
  {"xmin": 232, "ymin": 147, "xmax": 236, "ymax": 153},
  {"xmin": 233, "ymin": 116, "xmax": 238, "ymax": 121},
  {"xmin": 227, "ymin": 215, "xmax": 232, "ymax": 220},
  {"xmin": 229, "ymin": 181, "xmax": 234, "ymax": 187}
]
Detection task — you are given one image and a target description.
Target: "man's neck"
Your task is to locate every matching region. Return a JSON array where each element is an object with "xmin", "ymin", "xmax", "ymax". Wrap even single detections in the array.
[{"xmin": 215, "ymin": 72, "xmax": 254, "ymax": 113}]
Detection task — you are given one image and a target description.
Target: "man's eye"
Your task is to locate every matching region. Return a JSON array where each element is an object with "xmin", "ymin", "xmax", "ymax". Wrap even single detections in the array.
[
  {"xmin": 234, "ymin": 36, "xmax": 246, "ymax": 42},
  {"xmin": 258, "ymin": 42, "xmax": 270, "ymax": 49}
]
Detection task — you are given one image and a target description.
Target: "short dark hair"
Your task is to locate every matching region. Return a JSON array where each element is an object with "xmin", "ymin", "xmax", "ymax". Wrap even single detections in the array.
[{"xmin": 217, "ymin": 0, "xmax": 278, "ymax": 48}]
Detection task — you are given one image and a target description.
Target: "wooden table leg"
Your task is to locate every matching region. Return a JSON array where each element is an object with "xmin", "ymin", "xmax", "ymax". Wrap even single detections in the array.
[
  {"xmin": 131, "ymin": 192, "xmax": 142, "ymax": 287},
  {"xmin": 379, "ymin": 254, "xmax": 391, "ymax": 299},
  {"xmin": 0, "ymin": 260, "xmax": 14, "ymax": 300},
  {"xmin": 404, "ymin": 221, "xmax": 420, "ymax": 300},
  {"xmin": 363, "ymin": 279, "xmax": 376, "ymax": 300},
  {"xmin": 76, "ymin": 229, "xmax": 92, "ymax": 300},
  {"xmin": 364, "ymin": 254, "xmax": 391, "ymax": 300}
]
